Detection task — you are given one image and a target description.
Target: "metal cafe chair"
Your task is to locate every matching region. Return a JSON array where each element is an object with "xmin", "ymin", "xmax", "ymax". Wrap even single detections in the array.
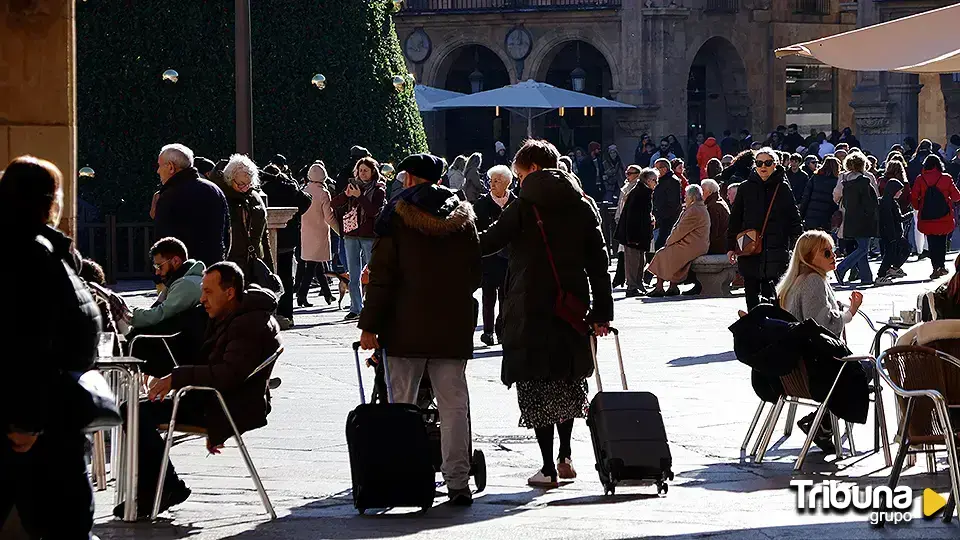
[
  {"xmin": 742, "ymin": 310, "xmax": 894, "ymax": 467},
  {"xmin": 128, "ymin": 331, "xmax": 182, "ymax": 367},
  {"xmin": 151, "ymin": 347, "xmax": 284, "ymax": 521},
  {"xmin": 753, "ymin": 359, "xmax": 854, "ymax": 469},
  {"xmin": 876, "ymin": 345, "xmax": 960, "ymax": 523}
]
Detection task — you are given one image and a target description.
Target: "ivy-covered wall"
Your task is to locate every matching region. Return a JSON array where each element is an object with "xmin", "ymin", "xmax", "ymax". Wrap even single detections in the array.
[{"xmin": 77, "ymin": 0, "xmax": 426, "ymax": 221}]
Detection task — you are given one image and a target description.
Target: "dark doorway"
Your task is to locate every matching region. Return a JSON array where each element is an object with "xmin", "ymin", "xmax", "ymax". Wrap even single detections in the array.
[
  {"xmin": 686, "ymin": 37, "xmax": 751, "ymax": 145},
  {"xmin": 443, "ymin": 45, "xmax": 511, "ymax": 165},
  {"xmin": 541, "ymin": 41, "xmax": 612, "ymax": 156}
]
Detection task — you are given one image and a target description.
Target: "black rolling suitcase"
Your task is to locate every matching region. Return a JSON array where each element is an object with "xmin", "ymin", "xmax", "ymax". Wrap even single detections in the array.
[
  {"xmin": 586, "ymin": 328, "xmax": 674, "ymax": 496},
  {"xmin": 346, "ymin": 342, "xmax": 436, "ymax": 514}
]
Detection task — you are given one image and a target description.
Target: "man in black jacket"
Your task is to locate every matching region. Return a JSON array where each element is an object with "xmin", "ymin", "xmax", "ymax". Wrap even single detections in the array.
[
  {"xmin": 115, "ymin": 262, "xmax": 281, "ymax": 520},
  {"xmin": 652, "ymin": 158, "xmax": 682, "ymax": 250},
  {"xmin": 786, "ymin": 153, "xmax": 809, "ymax": 203},
  {"xmin": 359, "ymin": 153, "xmax": 481, "ymax": 506},
  {"xmin": 154, "ymin": 144, "xmax": 230, "ymax": 268},
  {"xmin": 260, "ymin": 164, "xmax": 312, "ymax": 327}
]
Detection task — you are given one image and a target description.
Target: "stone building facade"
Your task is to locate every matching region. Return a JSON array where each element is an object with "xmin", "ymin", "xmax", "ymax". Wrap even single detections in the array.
[{"xmin": 396, "ymin": 0, "xmax": 859, "ymax": 160}]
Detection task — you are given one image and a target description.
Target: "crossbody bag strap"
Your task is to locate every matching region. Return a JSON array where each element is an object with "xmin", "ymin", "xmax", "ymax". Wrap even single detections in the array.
[
  {"xmin": 531, "ymin": 204, "xmax": 563, "ymax": 294},
  {"xmin": 758, "ymin": 183, "xmax": 781, "ymax": 240}
]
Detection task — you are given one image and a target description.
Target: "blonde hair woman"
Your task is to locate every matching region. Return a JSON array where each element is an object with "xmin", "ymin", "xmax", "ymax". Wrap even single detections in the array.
[{"xmin": 776, "ymin": 230, "xmax": 862, "ymax": 337}]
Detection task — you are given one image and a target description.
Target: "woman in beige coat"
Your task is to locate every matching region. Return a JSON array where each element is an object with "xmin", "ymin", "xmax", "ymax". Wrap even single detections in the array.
[
  {"xmin": 647, "ymin": 184, "xmax": 711, "ymax": 297},
  {"xmin": 298, "ymin": 163, "xmax": 340, "ymax": 306}
]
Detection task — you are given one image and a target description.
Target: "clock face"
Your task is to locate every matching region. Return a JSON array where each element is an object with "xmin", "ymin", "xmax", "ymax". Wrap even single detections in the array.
[
  {"xmin": 404, "ymin": 29, "xmax": 431, "ymax": 64},
  {"xmin": 505, "ymin": 28, "xmax": 532, "ymax": 61}
]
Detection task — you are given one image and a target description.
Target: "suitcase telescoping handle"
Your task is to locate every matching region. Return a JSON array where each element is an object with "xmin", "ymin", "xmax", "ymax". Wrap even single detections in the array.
[
  {"xmin": 352, "ymin": 342, "xmax": 394, "ymax": 405},
  {"xmin": 589, "ymin": 327, "xmax": 626, "ymax": 393}
]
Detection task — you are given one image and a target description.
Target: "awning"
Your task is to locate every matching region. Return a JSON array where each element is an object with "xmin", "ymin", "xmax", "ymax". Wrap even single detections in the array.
[
  {"xmin": 414, "ymin": 85, "xmax": 465, "ymax": 112},
  {"xmin": 775, "ymin": 3, "xmax": 960, "ymax": 73},
  {"xmin": 432, "ymin": 79, "xmax": 634, "ymax": 137}
]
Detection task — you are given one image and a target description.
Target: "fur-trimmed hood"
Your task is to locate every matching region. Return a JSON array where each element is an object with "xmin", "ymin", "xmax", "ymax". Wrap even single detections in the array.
[
  {"xmin": 375, "ymin": 182, "xmax": 476, "ymax": 237},
  {"xmin": 396, "ymin": 198, "xmax": 476, "ymax": 236}
]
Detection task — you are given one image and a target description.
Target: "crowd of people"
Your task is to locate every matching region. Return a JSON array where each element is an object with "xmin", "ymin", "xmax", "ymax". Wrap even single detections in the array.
[{"xmin": 9, "ymin": 121, "xmax": 960, "ymax": 534}]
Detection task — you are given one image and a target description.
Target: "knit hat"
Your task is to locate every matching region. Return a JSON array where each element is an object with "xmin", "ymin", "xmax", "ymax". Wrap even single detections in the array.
[
  {"xmin": 270, "ymin": 154, "xmax": 287, "ymax": 167},
  {"xmin": 495, "ymin": 141, "xmax": 506, "ymax": 153}
]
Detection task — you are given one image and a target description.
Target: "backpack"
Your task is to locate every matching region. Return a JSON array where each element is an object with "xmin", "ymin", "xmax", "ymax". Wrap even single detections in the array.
[{"xmin": 920, "ymin": 176, "xmax": 950, "ymax": 221}]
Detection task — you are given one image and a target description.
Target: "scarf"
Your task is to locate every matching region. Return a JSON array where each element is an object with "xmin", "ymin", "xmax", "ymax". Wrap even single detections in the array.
[{"xmin": 492, "ymin": 191, "xmax": 510, "ymax": 208}]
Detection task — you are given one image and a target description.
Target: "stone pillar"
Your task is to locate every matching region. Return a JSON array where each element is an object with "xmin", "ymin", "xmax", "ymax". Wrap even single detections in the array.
[
  {"xmin": 941, "ymin": 74, "xmax": 960, "ymax": 147},
  {"xmin": 616, "ymin": 5, "xmax": 689, "ymax": 149},
  {"xmin": 0, "ymin": 0, "xmax": 77, "ymax": 237}
]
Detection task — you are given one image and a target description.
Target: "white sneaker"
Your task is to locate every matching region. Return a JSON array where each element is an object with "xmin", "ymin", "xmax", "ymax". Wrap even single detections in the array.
[
  {"xmin": 557, "ymin": 458, "xmax": 577, "ymax": 480},
  {"xmin": 527, "ymin": 470, "xmax": 559, "ymax": 489}
]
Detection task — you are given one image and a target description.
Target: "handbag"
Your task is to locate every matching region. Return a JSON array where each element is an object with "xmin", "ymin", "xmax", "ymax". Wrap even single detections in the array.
[
  {"xmin": 242, "ymin": 205, "xmax": 284, "ymax": 296},
  {"xmin": 532, "ymin": 205, "xmax": 591, "ymax": 335},
  {"xmin": 343, "ymin": 206, "xmax": 360, "ymax": 234},
  {"xmin": 736, "ymin": 183, "xmax": 781, "ymax": 257},
  {"xmin": 60, "ymin": 370, "xmax": 122, "ymax": 433}
]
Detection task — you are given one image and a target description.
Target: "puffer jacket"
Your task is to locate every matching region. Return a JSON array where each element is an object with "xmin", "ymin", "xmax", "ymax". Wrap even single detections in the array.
[
  {"xmin": 912, "ymin": 169, "xmax": 960, "ymax": 236},
  {"xmin": 360, "ymin": 183, "xmax": 482, "ymax": 360},
  {"xmin": 838, "ymin": 172, "xmax": 879, "ymax": 239},
  {"xmin": 799, "ymin": 173, "xmax": 839, "ymax": 231},
  {"xmin": 727, "ymin": 167, "xmax": 802, "ymax": 280},
  {"xmin": 2, "ymin": 225, "xmax": 101, "ymax": 433},
  {"xmin": 130, "ymin": 259, "xmax": 205, "ymax": 328},
  {"xmin": 220, "ymin": 180, "xmax": 274, "ymax": 273},
  {"xmin": 171, "ymin": 286, "xmax": 281, "ymax": 446},
  {"xmin": 696, "ymin": 137, "xmax": 723, "ymax": 180},
  {"xmin": 480, "ymin": 169, "xmax": 613, "ymax": 386}
]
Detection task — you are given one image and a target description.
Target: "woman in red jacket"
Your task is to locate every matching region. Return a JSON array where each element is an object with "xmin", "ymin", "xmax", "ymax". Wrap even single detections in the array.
[{"xmin": 912, "ymin": 154, "xmax": 960, "ymax": 279}]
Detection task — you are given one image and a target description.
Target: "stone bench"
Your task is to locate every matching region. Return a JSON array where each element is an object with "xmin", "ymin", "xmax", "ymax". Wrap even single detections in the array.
[{"xmin": 691, "ymin": 254, "xmax": 737, "ymax": 297}]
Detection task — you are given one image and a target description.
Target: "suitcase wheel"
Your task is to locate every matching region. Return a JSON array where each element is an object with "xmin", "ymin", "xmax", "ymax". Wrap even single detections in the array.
[{"xmin": 471, "ymin": 449, "xmax": 487, "ymax": 493}]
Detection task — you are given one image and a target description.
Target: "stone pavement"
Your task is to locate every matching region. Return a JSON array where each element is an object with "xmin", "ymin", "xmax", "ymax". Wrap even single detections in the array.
[{"xmin": 90, "ymin": 255, "xmax": 960, "ymax": 540}]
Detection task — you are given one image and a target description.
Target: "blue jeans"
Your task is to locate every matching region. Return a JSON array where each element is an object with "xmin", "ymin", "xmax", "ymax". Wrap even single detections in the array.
[
  {"xmin": 837, "ymin": 236, "xmax": 874, "ymax": 284},
  {"xmin": 344, "ymin": 236, "xmax": 374, "ymax": 314}
]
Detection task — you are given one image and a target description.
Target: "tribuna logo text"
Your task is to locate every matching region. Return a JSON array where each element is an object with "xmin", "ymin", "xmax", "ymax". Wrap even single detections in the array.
[{"xmin": 791, "ymin": 480, "xmax": 914, "ymax": 525}]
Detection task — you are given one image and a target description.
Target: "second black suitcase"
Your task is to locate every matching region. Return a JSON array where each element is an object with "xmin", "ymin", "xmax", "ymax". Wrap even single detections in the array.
[
  {"xmin": 346, "ymin": 343, "xmax": 436, "ymax": 514},
  {"xmin": 586, "ymin": 328, "xmax": 674, "ymax": 496}
]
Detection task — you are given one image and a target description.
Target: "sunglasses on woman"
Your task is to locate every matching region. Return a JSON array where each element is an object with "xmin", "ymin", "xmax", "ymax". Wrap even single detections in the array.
[{"xmin": 755, "ymin": 159, "xmax": 775, "ymax": 168}]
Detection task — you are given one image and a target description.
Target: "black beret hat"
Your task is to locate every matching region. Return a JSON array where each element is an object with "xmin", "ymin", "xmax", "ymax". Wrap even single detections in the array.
[
  {"xmin": 397, "ymin": 153, "xmax": 445, "ymax": 183},
  {"xmin": 194, "ymin": 157, "xmax": 215, "ymax": 175}
]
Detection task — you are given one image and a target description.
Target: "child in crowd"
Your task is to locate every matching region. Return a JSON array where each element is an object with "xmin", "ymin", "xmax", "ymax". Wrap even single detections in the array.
[{"xmin": 876, "ymin": 178, "xmax": 912, "ymax": 284}]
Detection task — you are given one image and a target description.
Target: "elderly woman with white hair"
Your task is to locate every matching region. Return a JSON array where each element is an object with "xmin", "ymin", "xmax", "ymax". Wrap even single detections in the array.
[
  {"xmin": 474, "ymin": 164, "xmax": 517, "ymax": 345},
  {"xmin": 647, "ymin": 184, "xmax": 712, "ymax": 297},
  {"xmin": 221, "ymin": 153, "xmax": 273, "ymax": 277}
]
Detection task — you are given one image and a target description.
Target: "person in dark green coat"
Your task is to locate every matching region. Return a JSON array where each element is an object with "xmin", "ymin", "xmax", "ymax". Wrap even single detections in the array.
[
  {"xmin": 220, "ymin": 154, "xmax": 274, "ymax": 278},
  {"xmin": 480, "ymin": 139, "xmax": 613, "ymax": 489}
]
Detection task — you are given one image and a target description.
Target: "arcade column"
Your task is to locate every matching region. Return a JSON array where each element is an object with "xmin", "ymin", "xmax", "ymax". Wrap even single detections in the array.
[{"xmin": 0, "ymin": 0, "xmax": 78, "ymax": 237}]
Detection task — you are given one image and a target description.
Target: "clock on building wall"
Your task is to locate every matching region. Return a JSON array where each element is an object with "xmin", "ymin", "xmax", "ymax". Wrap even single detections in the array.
[
  {"xmin": 404, "ymin": 28, "xmax": 432, "ymax": 64},
  {"xmin": 505, "ymin": 26, "xmax": 533, "ymax": 61}
]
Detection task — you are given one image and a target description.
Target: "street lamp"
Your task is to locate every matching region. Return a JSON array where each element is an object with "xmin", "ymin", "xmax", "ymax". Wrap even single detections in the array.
[
  {"xmin": 236, "ymin": 0, "xmax": 254, "ymax": 156},
  {"xmin": 570, "ymin": 67, "xmax": 586, "ymax": 92},
  {"xmin": 469, "ymin": 68, "xmax": 484, "ymax": 94}
]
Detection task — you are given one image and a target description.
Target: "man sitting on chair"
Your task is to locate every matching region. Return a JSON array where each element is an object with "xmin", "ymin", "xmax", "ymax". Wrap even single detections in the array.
[
  {"xmin": 114, "ymin": 261, "xmax": 282, "ymax": 519},
  {"xmin": 119, "ymin": 237, "xmax": 208, "ymax": 376}
]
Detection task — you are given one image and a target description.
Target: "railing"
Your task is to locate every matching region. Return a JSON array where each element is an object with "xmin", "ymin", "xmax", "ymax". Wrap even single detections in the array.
[
  {"xmin": 78, "ymin": 217, "xmax": 156, "ymax": 283},
  {"xmin": 402, "ymin": 0, "xmax": 622, "ymax": 14},
  {"xmin": 704, "ymin": 0, "xmax": 738, "ymax": 13},
  {"xmin": 793, "ymin": 0, "xmax": 830, "ymax": 15}
]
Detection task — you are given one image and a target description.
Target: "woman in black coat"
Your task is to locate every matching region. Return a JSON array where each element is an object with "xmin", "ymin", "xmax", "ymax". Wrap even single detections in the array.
[
  {"xmin": 0, "ymin": 156, "xmax": 102, "ymax": 538},
  {"xmin": 727, "ymin": 148, "xmax": 803, "ymax": 309},
  {"xmin": 799, "ymin": 156, "xmax": 841, "ymax": 231},
  {"xmin": 481, "ymin": 140, "xmax": 613, "ymax": 489}
]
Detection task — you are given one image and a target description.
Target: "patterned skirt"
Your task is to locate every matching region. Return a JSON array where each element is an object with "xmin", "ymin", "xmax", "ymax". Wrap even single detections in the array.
[{"xmin": 516, "ymin": 378, "xmax": 589, "ymax": 429}]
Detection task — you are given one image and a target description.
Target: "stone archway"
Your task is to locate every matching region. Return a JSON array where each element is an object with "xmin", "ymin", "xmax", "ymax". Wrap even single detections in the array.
[
  {"xmin": 533, "ymin": 40, "xmax": 615, "ymax": 155},
  {"xmin": 436, "ymin": 44, "xmax": 511, "ymax": 163},
  {"xmin": 687, "ymin": 37, "xmax": 751, "ymax": 142}
]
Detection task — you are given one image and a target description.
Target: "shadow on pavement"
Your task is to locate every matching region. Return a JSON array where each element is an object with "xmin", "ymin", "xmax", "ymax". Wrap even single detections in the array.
[
  {"xmin": 647, "ymin": 520, "xmax": 959, "ymax": 539},
  {"xmin": 667, "ymin": 351, "xmax": 737, "ymax": 367},
  {"xmin": 211, "ymin": 487, "xmax": 543, "ymax": 540}
]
